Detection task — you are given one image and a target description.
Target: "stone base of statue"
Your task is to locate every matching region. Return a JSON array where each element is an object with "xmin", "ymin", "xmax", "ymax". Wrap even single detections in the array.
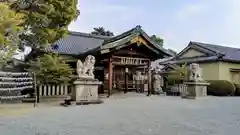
[
  {"xmin": 156, "ymin": 91, "xmax": 166, "ymax": 96},
  {"xmin": 153, "ymin": 86, "xmax": 166, "ymax": 96},
  {"xmin": 65, "ymin": 77, "xmax": 103, "ymax": 106},
  {"xmin": 72, "ymin": 78, "xmax": 102, "ymax": 104},
  {"xmin": 182, "ymin": 81, "xmax": 210, "ymax": 99}
]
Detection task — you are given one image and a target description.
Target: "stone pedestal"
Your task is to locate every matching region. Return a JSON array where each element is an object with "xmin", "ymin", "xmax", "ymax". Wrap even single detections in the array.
[
  {"xmin": 71, "ymin": 78, "xmax": 103, "ymax": 105},
  {"xmin": 182, "ymin": 81, "xmax": 210, "ymax": 99}
]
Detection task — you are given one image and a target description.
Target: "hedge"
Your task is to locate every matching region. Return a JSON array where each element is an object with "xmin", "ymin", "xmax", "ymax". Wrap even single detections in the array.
[
  {"xmin": 207, "ymin": 80, "xmax": 235, "ymax": 96},
  {"xmin": 234, "ymin": 84, "xmax": 240, "ymax": 96}
]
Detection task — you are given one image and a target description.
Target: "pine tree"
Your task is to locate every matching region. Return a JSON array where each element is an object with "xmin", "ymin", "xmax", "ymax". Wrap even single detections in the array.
[
  {"xmin": 27, "ymin": 53, "xmax": 76, "ymax": 84},
  {"xmin": 91, "ymin": 27, "xmax": 114, "ymax": 36},
  {"xmin": 167, "ymin": 63, "xmax": 189, "ymax": 82},
  {"xmin": 150, "ymin": 35, "xmax": 164, "ymax": 46}
]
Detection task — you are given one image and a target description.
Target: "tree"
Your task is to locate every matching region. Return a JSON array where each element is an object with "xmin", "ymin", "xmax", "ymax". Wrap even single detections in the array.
[
  {"xmin": 27, "ymin": 53, "xmax": 76, "ymax": 84},
  {"xmin": 168, "ymin": 62, "xmax": 189, "ymax": 82},
  {"xmin": 0, "ymin": 3, "xmax": 24, "ymax": 65},
  {"xmin": 150, "ymin": 35, "xmax": 164, "ymax": 46},
  {"xmin": 91, "ymin": 27, "xmax": 114, "ymax": 36},
  {"xmin": 10, "ymin": 0, "xmax": 79, "ymax": 50}
]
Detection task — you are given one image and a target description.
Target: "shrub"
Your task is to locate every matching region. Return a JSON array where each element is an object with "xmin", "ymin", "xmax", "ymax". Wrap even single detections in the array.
[
  {"xmin": 167, "ymin": 78, "xmax": 175, "ymax": 85},
  {"xmin": 167, "ymin": 78, "xmax": 183, "ymax": 85},
  {"xmin": 166, "ymin": 63, "xmax": 189, "ymax": 85},
  {"xmin": 207, "ymin": 80, "xmax": 235, "ymax": 96},
  {"xmin": 27, "ymin": 53, "xmax": 76, "ymax": 84}
]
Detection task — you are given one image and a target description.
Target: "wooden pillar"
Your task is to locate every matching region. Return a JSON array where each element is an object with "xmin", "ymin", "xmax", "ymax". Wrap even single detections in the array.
[
  {"xmin": 163, "ymin": 76, "xmax": 167, "ymax": 92},
  {"xmin": 33, "ymin": 72, "xmax": 39, "ymax": 106},
  {"xmin": 124, "ymin": 67, "xmax": 128, "ymax": 93},
  {"xmin": 147, "ymin": 62, "xmax": 152, "ymax": 96},
  {"xmin": 108, "ymin": 57, "xmax": 113, "ymax": 97}
]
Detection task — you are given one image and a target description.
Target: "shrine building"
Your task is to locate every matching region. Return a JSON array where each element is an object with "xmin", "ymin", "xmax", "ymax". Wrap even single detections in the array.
[{"xmin": 28, "ymin": 25, "xmax": 172, "ymax": 96}]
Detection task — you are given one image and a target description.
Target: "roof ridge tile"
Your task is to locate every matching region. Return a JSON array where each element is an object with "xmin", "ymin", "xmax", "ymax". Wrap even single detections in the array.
[{"xmin": 69, "ymin": 31, "xmax": 112, "ymax": 40}]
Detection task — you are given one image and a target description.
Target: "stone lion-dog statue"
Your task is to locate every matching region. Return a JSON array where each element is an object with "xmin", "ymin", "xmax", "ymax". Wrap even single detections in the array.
[
  {"xmin": 76, "ymin": 55, "xmax": 96, "ymax": 79},
  {"xmin": 189, "ymin": 63, "xmax": 203, "ymax": 81}
]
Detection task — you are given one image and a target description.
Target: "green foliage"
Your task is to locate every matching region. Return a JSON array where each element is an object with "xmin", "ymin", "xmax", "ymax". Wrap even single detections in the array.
[
  {"xmin": 167, "ymin": 78, "xmax": 174, "ymax": 85},
  {"xmin": 150, "ymin": 35, "xmax": 164, "ymax": 46},
  {"xmin": 0, "ymin": 3, "xmax": 24, "ymax": 65},
  {"xmin": 10, "ymin": 0, "xmax": 79, "ymax": 49},
  {"xmin": 167, "ymin": 63, "xmax": 189, "ymax": 81},
  {"xmin": 167, "ymin": 78, "xmax": 183, "ymax": 85},
  {"xmin": 91, "ymin": 27, "xmax": 114, "ymax": 36},
  {"xmin": 207, "ymin": 80, "xmax": 235, "ymax": 96},
  {"xmin": 27, "ymin": 53, "xmax": 76, "ymax": 84}
]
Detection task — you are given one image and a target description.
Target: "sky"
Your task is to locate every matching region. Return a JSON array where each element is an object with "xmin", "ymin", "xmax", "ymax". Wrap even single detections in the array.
[
  {"xmin": 68, "ymin": 0, "xmax": 240, "ymax": 52},
  {"xmin": 15, "ymin": 0, "xmax": 240, "ymax": 59}
]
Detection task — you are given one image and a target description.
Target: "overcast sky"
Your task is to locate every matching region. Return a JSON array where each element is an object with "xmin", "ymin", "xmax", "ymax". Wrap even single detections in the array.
[{"xmin": 68, "ymin": 0, "xmax": 240, "ymax": 52}]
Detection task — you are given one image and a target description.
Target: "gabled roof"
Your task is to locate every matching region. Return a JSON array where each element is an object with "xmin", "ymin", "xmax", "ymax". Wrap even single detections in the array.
[
  {"xmin": 161, "ymin": 41, "xmax": 240, "ymax": 65},
  {"xmin": 45, "ymin": 31, "xmax": 111, "ymax": 55},
  {"xmin": 43, "ymin": 26, "xmax": 172, "ymax": 58},
  {"xmin": 191, "ymin": 41, "xmax": 240, "ymax": 62},
  {"xmin": 100, "ymin": 25, "xmax": 172, "ymax": 57},
  {"xmin": 176, "ymin": 42, "xmax": 221, "ymax": 59}
]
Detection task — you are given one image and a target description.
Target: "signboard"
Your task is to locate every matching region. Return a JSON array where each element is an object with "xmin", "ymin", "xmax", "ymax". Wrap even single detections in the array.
[{"xmin": 112, "ymin": 56, "xmax": 149, "ymax": 66}]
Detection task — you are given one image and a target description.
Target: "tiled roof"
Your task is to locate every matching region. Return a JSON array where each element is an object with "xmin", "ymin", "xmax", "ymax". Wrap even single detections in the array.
[
  {"xmin": 163, "ymin": 41, "xmax": 240, "ymax": 65},
  {"xmin": 191, "ymin": 41, "xmax": 240, "ymax": 62},
  {"xmin": 165, "ymin": 56, "xmax": 219, "ymax": 65},
  {"xmin": 44, "ymin": 26, "xmax": 172, "ymax": 58},
  {"xmin": 45, "ymin": 31, "xmax": 111, "ymax": 55}
]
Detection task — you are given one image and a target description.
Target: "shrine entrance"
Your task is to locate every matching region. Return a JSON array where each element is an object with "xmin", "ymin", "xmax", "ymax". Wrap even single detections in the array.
[
  {"xmin": 113, "ymin": 57, "xmax": 150, "ymax": 92},
  {"xmin": 103, "ymin": 56, "xmax": 151, "ymax": 96},
  {"xmin": 111, "ymin": 65, "xmax": 148, "ymax": 93}
]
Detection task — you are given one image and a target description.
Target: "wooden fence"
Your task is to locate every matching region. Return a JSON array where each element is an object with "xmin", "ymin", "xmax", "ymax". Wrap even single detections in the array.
[{"xmin": 37, "ymin": 84, "xmax": 73, "ymax": 101}]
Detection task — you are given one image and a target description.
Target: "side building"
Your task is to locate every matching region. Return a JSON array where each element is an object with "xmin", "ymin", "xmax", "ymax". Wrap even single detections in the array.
[{"xmin": 160, "ymin": 41, "xmax": 240, "ymax": 85}]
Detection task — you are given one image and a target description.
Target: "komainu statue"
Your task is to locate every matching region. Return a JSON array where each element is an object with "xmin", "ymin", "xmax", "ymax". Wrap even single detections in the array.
[
  {"xmin": 153, "ymin": 69, "xmax": 163, "ymax": 93},
  {"xmin": 77, "ymin": 55, "xmax": 96, "ymax": 79},
  {"xmin": 189, "ymin": 63, "xmax": 203, "ymax": 81}
]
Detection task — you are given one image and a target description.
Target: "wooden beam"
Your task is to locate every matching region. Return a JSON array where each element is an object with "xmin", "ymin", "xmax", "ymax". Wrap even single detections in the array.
[{"xmin": 107, "ymin": 57, "xmax": 113, "ymax": 97}]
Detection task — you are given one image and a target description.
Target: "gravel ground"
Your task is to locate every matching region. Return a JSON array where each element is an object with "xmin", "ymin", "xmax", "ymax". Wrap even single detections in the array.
[{"xmin": 0, "ymin": 95, "xmax": 240, "ymax": 135}]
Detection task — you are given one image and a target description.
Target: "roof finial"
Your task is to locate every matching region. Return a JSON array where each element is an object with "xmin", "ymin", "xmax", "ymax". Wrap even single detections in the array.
[{"xmin": 136, "ymin": 25, "xmax": 142, "ymax": 29}]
